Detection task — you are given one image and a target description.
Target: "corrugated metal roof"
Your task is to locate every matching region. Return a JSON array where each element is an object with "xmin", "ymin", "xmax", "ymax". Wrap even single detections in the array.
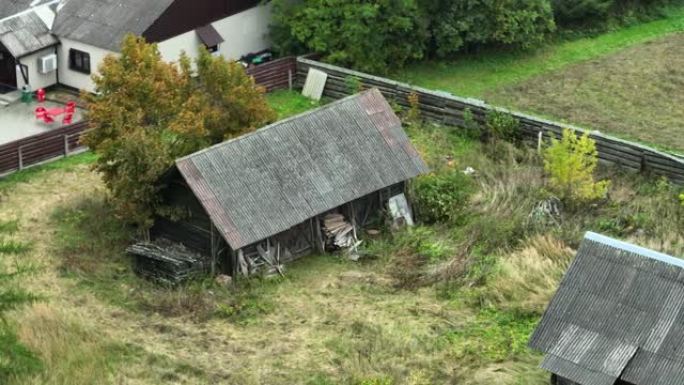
[
  {"xmin": 530, "ymin": 232, "xmax": 684, "ymax": 385},
  {"xmin": 52, "ymin": 0, "xmax": 174, "ymax": 51},
  {"xmin": 176, "ymin": 89, "xmax": 429, "ymax": 250},
  {"xmin": 0, "ymin": 10, "xmax": 57, "ymax": 57}
]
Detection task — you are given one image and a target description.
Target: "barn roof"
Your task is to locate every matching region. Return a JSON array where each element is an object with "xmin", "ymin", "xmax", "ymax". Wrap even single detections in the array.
[
  {"xmin": 52, "ymin": 0, "xmax": 174, "ymax": 51},
  {"xmin": 529, "ymin": 232, "xmax": 684, "ymax": 385},
  {"xmin": 0, "ymin": 10, "xmax": 58, "ymax": 58},
  {"xmin": 175, "ymin": 89, "xmax": 429, "ymax": 250}
]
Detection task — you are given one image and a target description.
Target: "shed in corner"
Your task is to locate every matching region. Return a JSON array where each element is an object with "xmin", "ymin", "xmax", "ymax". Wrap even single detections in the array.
[
  {"xmin": 146, "ymin": 88, "xmax": 429, "ymax": 278},
  {"xmin": 529, "ymin": 232, "xmax": 684, "ymax": 385}
]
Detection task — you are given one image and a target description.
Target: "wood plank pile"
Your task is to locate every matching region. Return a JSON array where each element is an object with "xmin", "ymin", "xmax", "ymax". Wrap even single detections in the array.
[
  {"xmin": 127, "ymin": 241, "xmax": 211, "ymax": 284},
  {"xmin": 321, "ymin": 213, "xmax": 363, "ymax": 260},
  {"xmin": 322, "ymin": 213, "xmax": 356, "ymax": 249}
]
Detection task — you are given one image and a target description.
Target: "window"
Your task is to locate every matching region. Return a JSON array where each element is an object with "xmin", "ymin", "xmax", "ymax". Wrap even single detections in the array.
[
  {"xmin": 205, "ymin": 44, "xmax": 219, "ymax": 53},
  {"xmin": 69, "ymin": 49, "xmax": 91, "ymax": 74}
]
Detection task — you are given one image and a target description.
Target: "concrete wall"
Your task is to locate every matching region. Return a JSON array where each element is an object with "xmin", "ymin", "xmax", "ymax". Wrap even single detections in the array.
[
  {"xmin": 157, "ymin": 3, "xmax": 271, "ymax": 64},
  {"xmin": 15, "ymin": 47, "xmax": 59, "ymax": 90},
  {"xmin": 57, "ymin": 38, "xmax": 116, "ymax": 93}
]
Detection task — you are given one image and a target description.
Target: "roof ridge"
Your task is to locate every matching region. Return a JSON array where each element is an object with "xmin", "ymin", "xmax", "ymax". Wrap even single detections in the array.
[
  {"xmin": 175, "ymin": 89, "xmax": 379, "ymax": 164},
  {"xmin": 584, "ymin": 231, "xmax": 684, "ymax": 269}
]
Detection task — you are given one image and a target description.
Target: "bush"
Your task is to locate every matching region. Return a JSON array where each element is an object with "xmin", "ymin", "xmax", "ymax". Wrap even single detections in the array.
[
  {"xmin": 485, "ymin": 111, "xmax": 521, "ymax": 143},
  {"xmin": 410, "ymin": 170, "xmax": 474, "ymax": 224},
  {"xmin": 552, "ymin": 0, "xmax": 682, "ymax": 29},
  {"xmin": 425, "ymin": 0, "xmax": 556, "ymax": 57},
  {"xmin": 271, "ymin": 0, "xmax": 429, "ymax": 74},
  {"xmin": 543, "ymin": 129, "xmax": 610, "ymax": 203}
]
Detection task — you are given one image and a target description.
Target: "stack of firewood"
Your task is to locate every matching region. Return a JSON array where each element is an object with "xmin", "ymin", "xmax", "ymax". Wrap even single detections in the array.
[{"xmin": 127, "ymin": 241, "xmax": 210, "ymax": 284}]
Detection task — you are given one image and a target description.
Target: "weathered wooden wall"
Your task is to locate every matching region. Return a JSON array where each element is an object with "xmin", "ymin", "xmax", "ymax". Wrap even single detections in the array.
[{"xmin": 297, "ymin": 57, "xmax": 684, "ymax": 184}]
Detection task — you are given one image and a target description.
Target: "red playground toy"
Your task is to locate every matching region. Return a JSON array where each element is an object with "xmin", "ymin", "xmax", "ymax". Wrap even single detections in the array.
[
  {"xmin": 36, "ymin": 88, "xmax": 46, "ymax": 103},
  {"xmin": 35, "ymin": 101, "xmax": 77, "ymax": 125}
]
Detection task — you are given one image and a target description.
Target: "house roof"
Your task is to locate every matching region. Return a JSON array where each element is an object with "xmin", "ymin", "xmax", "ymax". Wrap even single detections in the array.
[
  {"xmin": 51, "ymin": 0, "xmax": 175, "ymax": 51},
  {"xmin": 175, "ymin": 89, "xmax": 429, "ymax": 250},
  {"xmin": 0, "ymin": 10, "xmax": 58, "ymax": 57},
  {"xmin": 0, "ymin": 0, "xmax": 48, "ymax": 19},
  {"xmin": 529, "ymin": 232, "xmax": 684, "ymax": 385}
]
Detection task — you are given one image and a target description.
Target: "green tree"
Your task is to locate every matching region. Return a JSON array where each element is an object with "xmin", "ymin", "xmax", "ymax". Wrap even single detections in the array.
[
  {"xmin": 270, "ymin": 0, "xmax": 429, "ymax": 74},
  {"xmin": 543, "ymin": 129, "xmax": 610, "ymax": 203},
  {"xmin": 83, "ymin": 35, "xmax": 276, "ymax": 229},
  {"xmin": 424, "ymin": 0, "xmax": 556, "ymax": 57}
]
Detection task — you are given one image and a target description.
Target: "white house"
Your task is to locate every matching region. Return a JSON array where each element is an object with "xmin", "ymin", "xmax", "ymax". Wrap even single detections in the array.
[{"xmin": 0, "ymin": 0, "xmax": 272, "ymax": 94}]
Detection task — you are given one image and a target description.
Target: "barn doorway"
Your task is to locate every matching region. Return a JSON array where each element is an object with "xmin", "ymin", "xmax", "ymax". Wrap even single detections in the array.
[{"xmin": 0, "ymin": 45, "xmax": 17, "ymax": 93}]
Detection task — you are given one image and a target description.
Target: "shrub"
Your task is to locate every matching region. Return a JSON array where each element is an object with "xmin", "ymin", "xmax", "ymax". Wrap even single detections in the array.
[
  {"xmin": 425, "ymin": 0, "xmax": 556, "ymax": 57},
  {"xmin": 410, "ymin": 170, "xmax": 474, "ymax": 224},
  {"xmin": 485, "ymin": 110, "xmax": 521, "ymax": 143},
  {"xmin": 543, "ymin": 129, "xmax": 610, "ymax": 203},
  {"xmin": 406, "ymin": 92, "xmax": 422, "ymax": 124},
  {"xmin": 270, "ymin": 0, "xmax": 429, "ymax": 74},
  {"xmin": 552, "ymin": 0, "xmax": 682, "ymax": 30}
]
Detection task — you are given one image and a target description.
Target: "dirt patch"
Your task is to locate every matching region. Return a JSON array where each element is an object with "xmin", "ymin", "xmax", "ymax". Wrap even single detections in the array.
[{"xmin": 489, "ymin": 32, "xmax": 684, "ymax": 153}]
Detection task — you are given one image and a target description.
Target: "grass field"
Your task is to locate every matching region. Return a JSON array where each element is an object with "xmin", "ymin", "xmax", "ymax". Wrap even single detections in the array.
[
  {"xmin": 394, "ymin": 6, "xmax": 684, "ymax": 97},
  {"xmin": 392, "ymin": 7, "xmax": 684, "ymax": 152},
  {"xmin": 489, "ymin": 33, "xmax": 684, "ymax": 153},
  {"xmin": 1, "ymin": 98, "xmax": 682, "ymax": 384}
]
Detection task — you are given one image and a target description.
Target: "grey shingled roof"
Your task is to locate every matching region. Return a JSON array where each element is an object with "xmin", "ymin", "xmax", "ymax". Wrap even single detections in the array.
[
  {"xmin": 176, "ymin": 89, "xmax": 429, "ymax": 250},
  {"xmin": 529, "ymin": 232, "xmax": 684, "ymax": 385},
  {"xmin": 51, "ymin": 0, "xmax": 174, "ymax": 51},
  {"xmin": 0, "ymin": 0, "xmax": 44, "ymax": 18},
  {"xmin": 0, "ymin": 11, "xmax": 58, "ymax": 57}
]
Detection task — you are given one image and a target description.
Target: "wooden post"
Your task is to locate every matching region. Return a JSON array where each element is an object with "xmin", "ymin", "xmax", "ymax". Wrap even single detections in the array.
[
  {"xmin": 64, "ymin": 134, "xmax": 70, "ymax": 156},
  {"xmin": 210, "ymin": 222, "xmax": 216, "ymax": 276},
  {"xmin": 17, "ymin": 146, "xmax": 23, "ymax": 170},
  {"xmin": 288, "ymin": 69, "xmax": 293, "ymax": 91},
  {"xmin": 314, "ymin": 216, "xmax": 325, "ymax": 254}
]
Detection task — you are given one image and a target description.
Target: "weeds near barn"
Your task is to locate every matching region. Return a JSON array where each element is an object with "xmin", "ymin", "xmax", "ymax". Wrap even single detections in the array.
[{"xmin": 0, "ymin": 95, "xmax": 682, "ymax": 384}]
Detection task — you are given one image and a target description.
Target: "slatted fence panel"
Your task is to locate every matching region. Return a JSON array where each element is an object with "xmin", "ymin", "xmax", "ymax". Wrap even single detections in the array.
[
  {"xmin": 297, "ymin": 57, "xmax": 684, "ymax": 184},
  {"xmin": 247, "ymin": 56, "xmax": 296, "ymax": 92},
  {"xmin": 0, "ymin": 121, "xmax": 89, "ymax": 176}
]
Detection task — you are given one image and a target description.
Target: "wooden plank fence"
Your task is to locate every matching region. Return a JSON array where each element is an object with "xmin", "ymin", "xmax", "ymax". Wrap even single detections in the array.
[
  {"xmin": 0, "ymin": 57, "xmax": 297, "ymax": 178},
  {"xmin": 0, "ymin": 121, "xmax": 89, "ymax": 176},
  {"xmin": 246, "ymin": 56, "xmax": 296, "ymax": 92},
  {"xmin": 297, "ymin": 57, "xmax": 684, "ymax": 184}
]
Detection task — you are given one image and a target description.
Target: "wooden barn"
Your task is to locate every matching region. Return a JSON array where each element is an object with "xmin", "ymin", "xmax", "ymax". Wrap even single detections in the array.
[
  {"xmin": 529, "ymin": 232, "xmax": 684, "ymax": 385},
  {"xmin": 145, "ymin": 89, "xmax": 428, "ymax": 279}
]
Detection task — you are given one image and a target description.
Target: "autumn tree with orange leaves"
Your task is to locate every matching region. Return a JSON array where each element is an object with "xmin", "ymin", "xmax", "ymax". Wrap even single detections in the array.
[{"xmin": 83, "ymin": 35, "xmax": 276, "ymax": 228}]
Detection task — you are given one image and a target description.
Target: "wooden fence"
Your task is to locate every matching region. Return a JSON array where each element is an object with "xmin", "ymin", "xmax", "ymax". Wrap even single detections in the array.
[
  {"xmin": 297, "ymin": 57, "xmax": 684, "ymax": 184},
  {"xmin": 0, "ymin": 121, "xmax": 89, "ymax": 176},
  {"xmin": 246, "ymin": 56, "xmax": 296, "ymax": 92},
  {"xmin": 0, "ymin": 57, "xmax": 297, "ymax": 178}
]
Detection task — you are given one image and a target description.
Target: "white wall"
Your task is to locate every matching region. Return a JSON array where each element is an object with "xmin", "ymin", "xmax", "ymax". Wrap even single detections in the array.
[
  {"xmin": 15, "ymin": 47, "xmax": 58, "ymax": 90},
  {"xmin": 157, "ymin": 4, "xmax": 272, "ymax": 65},
  {"xmin": 57, "ymin": 38, "xmax": 116, "ymax": 93}
]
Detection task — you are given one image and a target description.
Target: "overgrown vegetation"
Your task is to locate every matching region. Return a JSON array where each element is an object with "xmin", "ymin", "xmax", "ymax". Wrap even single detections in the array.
[
  {"xmin": 0, "ymin": 91, "xmax": 682, "ymax": 384},
  {"xmin": 0, "ymin": 221, "xmax": 40, "ymax": 383},
  {"xmin": 83, "ymin": 35, "xmax": 275, "ymax": 229},
  {"xmin": 272, "ymin": 0, "xmax": 683, "ymax": 73},
  {"xmin": 543, "ymin": 129, "xmax": 610, "ymax": 203}
]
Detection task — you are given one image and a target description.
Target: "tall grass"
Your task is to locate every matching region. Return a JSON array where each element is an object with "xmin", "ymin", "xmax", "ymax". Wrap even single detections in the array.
[{"xmin": 0, "ymin": 221, "xmax": 40, "ymax": 383}]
